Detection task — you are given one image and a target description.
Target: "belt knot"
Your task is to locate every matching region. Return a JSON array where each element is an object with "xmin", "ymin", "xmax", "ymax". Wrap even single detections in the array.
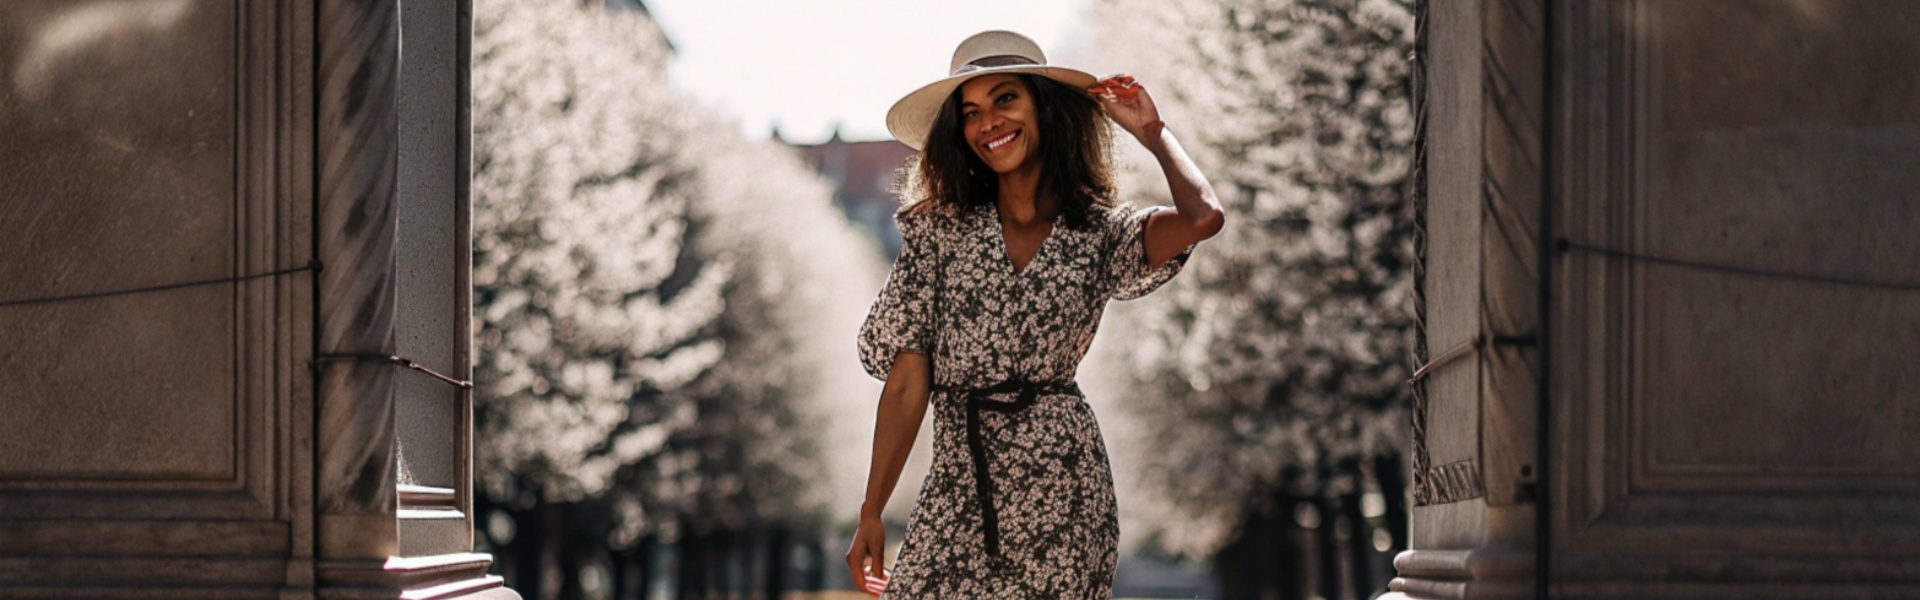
[{"xmin": 934, "ymin": 378, "xmax": 1079, "ymax": 558}]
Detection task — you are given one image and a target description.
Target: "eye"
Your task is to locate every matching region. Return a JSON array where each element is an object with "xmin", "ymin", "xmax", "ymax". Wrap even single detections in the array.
[
  {"xmin": 963, "ymin": 109, "xmax": 979, "ymax": 121},
  {"xmin": 996, "ymin": 92, "xmax": 1016, "ymax": 104}
]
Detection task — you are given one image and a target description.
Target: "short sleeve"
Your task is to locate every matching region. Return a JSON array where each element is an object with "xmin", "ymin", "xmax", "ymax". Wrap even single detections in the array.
[
  {"xmin": 857, "ymin": 214, "xmax": 940, "ymax": 380},
  {"xmin": 1107, "ymin": 206, "xmax": 1194, "ymax": 301}
]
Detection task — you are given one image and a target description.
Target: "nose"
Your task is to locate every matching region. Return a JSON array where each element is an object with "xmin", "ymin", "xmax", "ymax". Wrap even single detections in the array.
[{"xmin": 976, "ymin": 111, "xmax": 1000, "ymax": 135}]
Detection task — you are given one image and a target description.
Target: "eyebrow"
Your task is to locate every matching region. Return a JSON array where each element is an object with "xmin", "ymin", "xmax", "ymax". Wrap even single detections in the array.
[{"xmin": 960, "ymin": 81, "xmax": 1018, "ymax": 108}]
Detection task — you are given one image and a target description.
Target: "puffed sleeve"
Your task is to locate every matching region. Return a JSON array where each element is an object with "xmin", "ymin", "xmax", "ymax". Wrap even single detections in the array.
[
  {"xmin": 1106, "ymin": 206, "xmax": 1195, "ymax": 301},
  {"xmin": 857, "ymin": 213, "xmax": 940, "ymax": 380}
]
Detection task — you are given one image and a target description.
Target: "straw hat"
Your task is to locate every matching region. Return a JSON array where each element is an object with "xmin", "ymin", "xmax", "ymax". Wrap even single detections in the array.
[{"xmin": 885, "ymin": 30, "xmax": 1097, "ymax": 151}]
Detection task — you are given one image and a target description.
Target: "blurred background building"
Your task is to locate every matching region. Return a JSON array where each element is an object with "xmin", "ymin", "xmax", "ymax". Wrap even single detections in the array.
[{"xmin": 781, "ymin": 128, "xmax": 913, "ymax": 257}]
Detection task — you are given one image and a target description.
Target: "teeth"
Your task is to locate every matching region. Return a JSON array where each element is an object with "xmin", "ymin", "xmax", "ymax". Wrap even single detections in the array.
[{"xmin": 986, "ymin": 131, "xmax": 1017, "ymax": 150}]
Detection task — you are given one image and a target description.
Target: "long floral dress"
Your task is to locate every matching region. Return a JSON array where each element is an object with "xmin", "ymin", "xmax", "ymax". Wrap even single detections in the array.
[{"xmin": 858, "ymin": 201, "xmax": 1192, "ymax": 599}]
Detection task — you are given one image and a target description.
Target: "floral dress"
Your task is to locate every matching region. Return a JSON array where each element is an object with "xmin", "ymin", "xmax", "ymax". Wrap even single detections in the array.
[{"xmin": 858, "ymin": 201, "xmax": 1193, "ymax": 599}]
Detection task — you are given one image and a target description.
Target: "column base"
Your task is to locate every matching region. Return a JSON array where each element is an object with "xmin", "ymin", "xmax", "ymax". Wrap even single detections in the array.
[
  {"xmin": 317, "ymin": 553, "xmax": 518, "ymax": 600},
  {"xmin": 1386, "ymin": 548, "xmax": 1533, "ymax": 600}
]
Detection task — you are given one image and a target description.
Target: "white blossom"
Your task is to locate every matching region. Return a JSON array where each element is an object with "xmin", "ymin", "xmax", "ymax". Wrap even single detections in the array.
[
  {"xmin": 472, "ymin": 0, "xmax": 883, "ymax": 539},
  {"xmin": 1092, "ymin": 0, "xmax": 1417, "ymax": 558}
]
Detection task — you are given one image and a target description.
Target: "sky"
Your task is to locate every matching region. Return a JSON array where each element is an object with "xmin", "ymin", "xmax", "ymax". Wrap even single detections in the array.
[{"xmin": 642, "ymin": 0, "xmax": 1096, "ymax": 144}]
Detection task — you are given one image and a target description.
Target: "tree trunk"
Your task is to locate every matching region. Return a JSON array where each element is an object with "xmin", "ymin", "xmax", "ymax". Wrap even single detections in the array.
[
  {"xmin": 1377, "ymin": 453, "xmax": 1410, "ymax": 552},
  {"xmin": 1213, "ymin": 498, "xmax": 1306, "ymax": 600},
  {"xmin": 677, "ymin": 530, "xmax": 705, "ymax": 600},
  {"xmin": 547, "ymin": 503, "xmax": 572, "ymax": 600},
  {"xmin": 720, "ymin": 530, "xmax": 743, "ymax": 600},
  {"xmin": 1343, "ymin": 490, "xmax": 1376, "ymax": 598},
  {"xmin": 1311, "ymin": 496, "xmax": 1340, "ymax": 600},
  {"xmin": 805, "ymin": 535, "xmax": 826, "ymax": 593},
  {"xmin": 514, "ymin": 502, "xmax": 560, "ymax": 600},
  {"xmin": 1375, "ymin": 453, "xmax": 1411, "ymax": 596},
  {"xmin": 763, "ymin": 527, "xmax": 790, "ymax": 600},
  {"xmin": 558, "ymin": 506, "xmax": 586, "ymax": 600},
  {"xmin": 612, "ymin": 536, "xmax": 654, "ymax": 600}
]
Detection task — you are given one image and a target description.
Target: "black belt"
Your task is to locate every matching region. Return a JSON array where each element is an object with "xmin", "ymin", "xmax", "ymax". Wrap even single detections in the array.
[{"xmin": 934, "ymin": 378, "xmax": 1081, "ymax": 558}]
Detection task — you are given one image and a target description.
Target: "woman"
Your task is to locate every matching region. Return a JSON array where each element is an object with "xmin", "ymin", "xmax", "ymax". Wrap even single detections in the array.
[{"xmin": 849, "ymin": 30, "xmax": 1224, "ymax": 598}]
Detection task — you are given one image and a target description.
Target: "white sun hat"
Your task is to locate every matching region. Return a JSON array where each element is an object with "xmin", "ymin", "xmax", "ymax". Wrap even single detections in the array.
[{"xmin": 885, "ymin": 30, "xmax": 1098, "ymax": 151}]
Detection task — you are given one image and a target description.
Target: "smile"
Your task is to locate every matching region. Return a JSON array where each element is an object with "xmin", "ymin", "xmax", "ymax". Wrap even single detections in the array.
[{"xmin": 984, "ymin": 130, "xmax": 1020, "ymax": 153}]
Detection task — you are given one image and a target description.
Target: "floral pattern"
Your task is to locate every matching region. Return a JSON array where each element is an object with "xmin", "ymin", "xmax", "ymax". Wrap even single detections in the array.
[{"xmin": 859, "ymin": 202, "xmax": 1192, "ymax": 598}]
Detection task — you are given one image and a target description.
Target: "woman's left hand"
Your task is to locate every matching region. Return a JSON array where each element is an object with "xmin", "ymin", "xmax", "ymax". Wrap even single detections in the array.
[{"xmin": 1088, "ymin": 74, "xmax": 1160, "ymax": 142}]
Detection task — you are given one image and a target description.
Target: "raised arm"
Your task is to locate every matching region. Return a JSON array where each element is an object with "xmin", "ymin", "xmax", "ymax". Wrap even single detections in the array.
[
  {"xmin": 846, "ymin": 350, "xmax": 933, "ymax": 591},
  {"xmin": 1090, "ymin": 74, "xmax": 1226, "ymax": 264}
]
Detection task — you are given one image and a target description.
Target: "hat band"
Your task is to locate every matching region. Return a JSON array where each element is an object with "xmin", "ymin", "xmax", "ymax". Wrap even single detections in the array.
[{"xmin": 950, "ymin": 54, "xmax": 1040, "ymax": 76}]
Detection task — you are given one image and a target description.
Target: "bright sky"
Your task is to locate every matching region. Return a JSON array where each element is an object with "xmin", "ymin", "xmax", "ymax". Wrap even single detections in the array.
[{"xmin": 642, "ymin": 0, "xmax": 1096, "ymax": 144}]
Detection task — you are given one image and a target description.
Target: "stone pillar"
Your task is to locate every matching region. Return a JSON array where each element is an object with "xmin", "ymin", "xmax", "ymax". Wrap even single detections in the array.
[
  {"xmin": 1390, "ymin": 1, "xmax": 1920, "ymax": 598},
  {"xmin": 394, "ymin": 0, "xmax": 481, "ymax": 560},
  {"xmin": 314, "ymin": 0, "xmax": 403, "ymax": 567},
  {"xmin": 1385, "ymin": 1, "xmax": 1544, "ymax": 599},
  {"xmin": 313, "ymin": 0, "xmax": 513, "ymax": 598}
]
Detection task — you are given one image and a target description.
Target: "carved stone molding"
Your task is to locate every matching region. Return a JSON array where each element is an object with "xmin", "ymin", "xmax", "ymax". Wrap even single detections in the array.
[{"xmin": 1422, "ymin": 460, "xmax": 1488, "ymax": 506}]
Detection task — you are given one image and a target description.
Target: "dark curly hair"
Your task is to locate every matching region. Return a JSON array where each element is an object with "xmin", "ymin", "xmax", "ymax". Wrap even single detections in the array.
[{"xmin": 896, "ymin": 74, "xmax": 1118, "ymax": 229}]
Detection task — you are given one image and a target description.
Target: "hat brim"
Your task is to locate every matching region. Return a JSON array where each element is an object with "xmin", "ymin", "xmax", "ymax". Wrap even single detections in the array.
[{"xmin": 885, "ymin": 65, "xmax": 1098, "ymax": 151}]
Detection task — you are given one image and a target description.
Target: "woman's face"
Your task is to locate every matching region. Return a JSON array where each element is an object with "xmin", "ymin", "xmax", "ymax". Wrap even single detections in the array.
[{"xmin": 957, "ymin": 74, "xmax": 1041, "ymax": 175}]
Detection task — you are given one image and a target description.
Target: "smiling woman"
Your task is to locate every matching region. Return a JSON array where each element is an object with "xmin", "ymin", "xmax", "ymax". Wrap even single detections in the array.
[
  {"xmin": 908, "ymin": 72, "xmax": 1116, "ymax": 235},
  {"xmin": 846, "ymin": 30, "xmax": 1224, "ymax": 599}
]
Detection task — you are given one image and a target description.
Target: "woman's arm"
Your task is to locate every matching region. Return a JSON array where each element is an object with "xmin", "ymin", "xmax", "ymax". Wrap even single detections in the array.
[
  {"xmin": 845, "ymin": 350, "xmax": 933, "ymax": 589},
  {"xmin": 1090, "ymin": 75, "xmax": 1226, "ymax": 264}
]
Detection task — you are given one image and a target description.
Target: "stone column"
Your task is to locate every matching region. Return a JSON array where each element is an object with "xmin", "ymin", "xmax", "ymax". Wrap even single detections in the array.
[
  {"xmin": 1385, "ymin": 0, "xmax": 1544, "ymax": 598},
  {"xmin": 314, "ymin": 0, "xmax": 401, "ymax": 573},
  {"xmin": 312, "ymin": 2, "xmax": 514, "ymax": 597}
]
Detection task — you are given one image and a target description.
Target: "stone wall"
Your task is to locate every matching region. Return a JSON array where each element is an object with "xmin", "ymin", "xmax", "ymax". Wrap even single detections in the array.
[
  {"xmin": 0, "ymin": 1, "xmax": 512, "ymax": 597},
  {"xmin": 1392, "ymin": 1, "xmax": 1920, "ymax": 598},
  {"xmin": 1548, "ymin": 1, "xmax": 1920, "ymax": 597}
]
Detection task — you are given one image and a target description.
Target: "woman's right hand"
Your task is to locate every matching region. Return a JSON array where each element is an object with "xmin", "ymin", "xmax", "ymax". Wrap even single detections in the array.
[
  {"xmin": 850, "ymin": 352, "xmax": 928, "ymax": 596},
  {"xmin": 846, "ymin": 512, "xmax": 889, "ymax": 596}
]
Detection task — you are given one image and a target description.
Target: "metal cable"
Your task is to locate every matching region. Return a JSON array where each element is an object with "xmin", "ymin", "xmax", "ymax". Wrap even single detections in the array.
[
  {"xmin": 0, "ymin": 259, "xmax": 471, "ymax": 390},
  {"xmin": 0, "ymin": 261, "xmax": 321, "ymax": 308},
  {"xmin": 1560, "ymin": 239, "xmax": 1920, "ymax": 291},
  {"xmin": 1407, "ymin": 0, "xmax": 1434, "ymax": 507},
  {"xmin": 312, "ymin": 353, "xmax": 474, "ymax": 389}
]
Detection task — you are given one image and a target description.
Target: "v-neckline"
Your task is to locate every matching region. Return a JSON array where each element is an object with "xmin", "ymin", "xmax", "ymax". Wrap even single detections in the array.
[{"xmin": 990, "ymin": 205, "xmax": 1061, "ymax": 276}]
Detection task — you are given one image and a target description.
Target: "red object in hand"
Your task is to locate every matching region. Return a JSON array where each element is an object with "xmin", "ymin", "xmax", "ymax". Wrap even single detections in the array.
[
  {"xmin": 862, "ymin": 571, "xmax": 891, "ymax": 597},
  {"xmin": 1095, "ymin": 81, "xmax": 1139, "ymax": 100}
]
